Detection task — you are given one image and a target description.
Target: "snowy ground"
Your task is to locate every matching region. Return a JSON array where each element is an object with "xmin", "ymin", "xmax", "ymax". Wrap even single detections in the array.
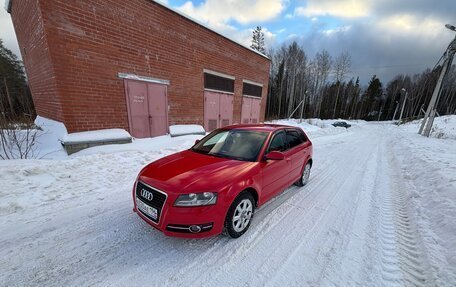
[{"xmin": 1, "ymin": 118, "xmax": 455, "ymax": 286}]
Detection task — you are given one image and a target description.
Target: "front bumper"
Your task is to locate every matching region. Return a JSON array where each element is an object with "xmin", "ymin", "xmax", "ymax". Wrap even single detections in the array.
[{"xmin": 133, "ymin": 181, "xmax": 227, "ymax": 238}]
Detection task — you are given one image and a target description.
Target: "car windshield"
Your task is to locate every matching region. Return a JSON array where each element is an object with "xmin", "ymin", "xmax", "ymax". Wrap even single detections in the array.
[{"xmin": 191, "ymin": 129, "xmax": 269, "ymax": 162}]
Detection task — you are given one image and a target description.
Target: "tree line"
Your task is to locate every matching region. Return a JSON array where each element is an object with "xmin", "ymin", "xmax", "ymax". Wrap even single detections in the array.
[
  {"xmin": 261, "ymin": 40, "xmax": 456, "ymax": 121},
  {"xmin": 0, "ymin": 40, "xmax": 34, "ymax": 122}
]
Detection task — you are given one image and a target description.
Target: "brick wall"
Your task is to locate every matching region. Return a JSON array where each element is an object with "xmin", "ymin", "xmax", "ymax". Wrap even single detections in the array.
[
  {"xmin": 10, "ymin": 0, "xmax": 270, "ymax": 133},
  {"xmin": 10, "ymin": 0, "xmax": 65, "ymax": 122}
]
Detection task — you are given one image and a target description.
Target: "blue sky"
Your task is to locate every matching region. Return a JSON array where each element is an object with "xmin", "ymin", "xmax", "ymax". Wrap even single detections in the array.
[
  {"xmin": 163, "ymin": 0, "xmax": 455, "ymax": 84},
  {"xmin": 1, "ymin": 0, "xmax": 455, "ymax": 84}
]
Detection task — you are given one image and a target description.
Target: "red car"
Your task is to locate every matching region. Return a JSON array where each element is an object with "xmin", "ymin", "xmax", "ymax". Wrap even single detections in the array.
[{"xmin": 133, "ymin": 124, "xmax": 313, "ymax": 238}]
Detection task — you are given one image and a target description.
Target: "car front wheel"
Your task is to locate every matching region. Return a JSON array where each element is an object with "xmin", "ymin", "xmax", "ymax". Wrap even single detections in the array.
[
  {"xmin": 295, "ymin": 162, "xmax": 311, "ymax": 187},
  {"xmin": 225, "ymin": 192, "xmax": 255, "ymax": 238}
]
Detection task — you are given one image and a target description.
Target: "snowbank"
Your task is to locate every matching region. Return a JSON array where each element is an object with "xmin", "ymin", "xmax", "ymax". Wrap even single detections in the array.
[
  {"xmin": 72, "ymin": 134, "xmax": 202, "ymax": 157},
  {"xmin": 266, "ymin": 118, "xmax": 349, "ymax": 139},
  {"xmin": 33, "ymin": 116, "xmax": 67, "ymax": 159},
  {"xmin": 399, "ymin": 115, "xmax": 456, "ymax": 140},
  {"xmin": 62, "ymin": 129, "xmax": 131, "ymax": 144},
  {"xmin": 169, "ymin": 124, "xmax": 205, "ymax": 137},
  {"xmin": 389, "ymin": 123, "xmax": 456, "ymax": 283}
]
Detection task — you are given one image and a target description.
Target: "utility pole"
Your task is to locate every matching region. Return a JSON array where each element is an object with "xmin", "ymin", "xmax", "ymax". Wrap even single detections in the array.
[
  {"xmin": 392, "ymin": 101, "xmax": 399, "ymax": 121},
  {"xmin": 419, "ymin": 24, "xmax": 456, "ymax": 136},
  {"xmin": 398, "ymin": 88, "xmax": 407, "ymax": 124},
  {"xmin": 299, "ymin": 91, "xmax": 307, "ymax": 123}
]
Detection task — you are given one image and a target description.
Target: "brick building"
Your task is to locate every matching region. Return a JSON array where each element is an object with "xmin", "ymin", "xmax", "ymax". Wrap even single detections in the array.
[{"xmin": 6, "ymin": 0, "xmax": 270, "ymax": 138}]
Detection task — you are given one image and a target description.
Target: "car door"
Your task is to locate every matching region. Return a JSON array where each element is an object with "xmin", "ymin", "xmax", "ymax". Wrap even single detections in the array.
[
  {"xmin": 261, "ymin": 131, "xmax": 292, "ymax": 202},
  {"xmin": 285, "ymin": 129, "xmax": 310, "ymax": 183}
]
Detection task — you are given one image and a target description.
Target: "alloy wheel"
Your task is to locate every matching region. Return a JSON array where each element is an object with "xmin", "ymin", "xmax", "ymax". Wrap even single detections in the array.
[{"xmin": 232, "ymin": 199, "xmax": 253, "ymax": 232}]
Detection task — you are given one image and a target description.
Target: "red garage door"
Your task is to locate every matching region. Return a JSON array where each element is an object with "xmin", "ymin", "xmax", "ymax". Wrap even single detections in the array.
[
  {"xmin": 204, "ymin": 91, "xmax": 233, "ymax": 131},
  {"xmin": 241, "ymin": 97, "xmax": 261, "ymax": 124},
  {"xmin": 124, "ymin": 79, "xmax": 168, "ymax": 138}
]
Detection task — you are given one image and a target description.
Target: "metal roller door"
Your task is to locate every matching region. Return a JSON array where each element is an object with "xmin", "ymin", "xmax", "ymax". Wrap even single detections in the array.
[
  {"xmin": 204, "ymin": 91, "xmax": 233, "ymax": 131},
  {"xmin": 241, "ymin": 97, "xmax": 261, "ymax": 124}
]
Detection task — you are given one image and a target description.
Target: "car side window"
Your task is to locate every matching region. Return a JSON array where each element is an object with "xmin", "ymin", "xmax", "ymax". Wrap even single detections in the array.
[
  {"xmin": 297, "ymin": 129, "xmax": 307, "ymax": 143},
  {"xmin": 286, "ymin": 130, "xmax": 303, "ymax": 149},
  {"xmin": 268, "ymin": 132, "xmax": 287, "ymax": 153}
]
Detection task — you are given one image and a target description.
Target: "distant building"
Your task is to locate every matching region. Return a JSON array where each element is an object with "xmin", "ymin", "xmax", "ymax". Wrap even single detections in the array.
[{"xmin": 6, "ymin": 0, "xmax": 270, "ymax": 137}]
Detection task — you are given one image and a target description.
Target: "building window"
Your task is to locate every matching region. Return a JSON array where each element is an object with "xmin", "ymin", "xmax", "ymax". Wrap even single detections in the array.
[
  {"xmin": 243, "ymin": 82, "xmax": 262, "ymax": 98},
  {"xmin": 204, "ymin": 73, "xmax": 234, "ymax": 93}
]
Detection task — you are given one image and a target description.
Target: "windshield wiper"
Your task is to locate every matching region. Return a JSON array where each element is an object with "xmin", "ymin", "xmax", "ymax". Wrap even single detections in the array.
[
  {"xmin": 210, "ymin": 153, "xmax": 247, "ymax": 161},
  {"xmin": 191, "ymin": 147, "xmax": 209, "ymax": 155}
]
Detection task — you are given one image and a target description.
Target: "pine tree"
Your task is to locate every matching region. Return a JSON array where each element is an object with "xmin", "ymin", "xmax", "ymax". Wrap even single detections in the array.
[
  {"xmin": 0, "ymin": 39, "xmax": 33, "ymax": 119},
  {"xmin": 250, "ymin": 26, "xmax": 265, "ymax": 54}
]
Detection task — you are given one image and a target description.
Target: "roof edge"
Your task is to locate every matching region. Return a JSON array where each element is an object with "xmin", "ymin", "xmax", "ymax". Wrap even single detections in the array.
[
  {"xmin": 4, "ymin": 0, "xmax": 12, "ymax": 13},
  {"xmin": 152, "ymin": 0, "xmax": 270, "ymax": 60}
]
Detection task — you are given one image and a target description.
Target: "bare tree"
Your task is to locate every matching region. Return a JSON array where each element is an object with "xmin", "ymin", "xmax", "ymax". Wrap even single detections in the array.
[
  {"xmin": 314, "ymin": 50, "xmax": 332, "ymax": 117},
  {"xmin": 332, "ymin": 52, "xmax": 351, "ymax": 118},
  {"xmin": 0, "ymin": 116, "xmax": 40, "ymax": 159}
]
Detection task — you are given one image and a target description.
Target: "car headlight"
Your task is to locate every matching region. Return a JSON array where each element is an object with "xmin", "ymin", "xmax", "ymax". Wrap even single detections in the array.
[{"xmin": 174, "ymin": 192, "xmax": 218, "ymax": 207}]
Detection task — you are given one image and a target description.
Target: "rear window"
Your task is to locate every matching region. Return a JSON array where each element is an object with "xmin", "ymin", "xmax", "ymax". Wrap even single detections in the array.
[{"xmin": 286, "ymin": 130, "xmax": 304, "ymax": 149}]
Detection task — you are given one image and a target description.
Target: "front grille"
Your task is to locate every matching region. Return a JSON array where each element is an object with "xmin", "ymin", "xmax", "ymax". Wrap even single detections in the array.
[{"xmin": 135, "ymin": 181, "xmax": 167, "ymax": 223}]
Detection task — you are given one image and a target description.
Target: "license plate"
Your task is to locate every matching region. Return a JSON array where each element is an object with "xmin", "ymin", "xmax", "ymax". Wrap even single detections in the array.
[{"xmin": 136, "ymin": 197, "xmax": 158, "ymax": 220}]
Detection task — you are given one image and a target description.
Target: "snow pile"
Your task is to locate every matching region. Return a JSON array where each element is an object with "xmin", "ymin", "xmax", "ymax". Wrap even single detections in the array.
[
  {"xmin": 389, "ymin": 124, "xmax": 456, "ymax": 283},
  {"xmin": 62, "ymin": 129, "xmax": 131, "ymax": 144},
  {"xmin": 1, "ymin": 121, "xmax": 456, "ymax": 285},
  {"xmin": 305, "ymin": 118, "xmax": 332, "ymax": 128},
  {"xmin": 169, "ymin": 124, "xmax": 206, "ymax": 137},
  {"xmin": 399, "ymin": 115, "xmax": 456, "ymax": 140},
  {"xmin": 31, "ymin": 116, "xmax": 67, "ymax": 159},
  {"xmin": 267, "ymin": 118, "xmax": 349, "ymax": 139},
  {"xmin": 72, "ymin": 134, "xmax": 202, "ymax": 157}
]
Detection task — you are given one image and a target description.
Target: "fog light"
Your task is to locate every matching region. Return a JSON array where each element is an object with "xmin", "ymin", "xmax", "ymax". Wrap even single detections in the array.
[{"xmin": 189, "ymin": 225, "xmax": 202, "ymax": 233}]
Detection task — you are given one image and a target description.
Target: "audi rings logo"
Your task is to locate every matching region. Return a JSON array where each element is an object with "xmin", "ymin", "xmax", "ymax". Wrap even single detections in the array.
[{"xmin": 141, "ymin": 189, "xmax": 154, "ymax": 201}]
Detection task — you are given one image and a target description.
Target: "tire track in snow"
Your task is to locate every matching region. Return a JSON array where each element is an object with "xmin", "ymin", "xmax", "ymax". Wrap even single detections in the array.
[
  {"xmin": 162, "ymin": 144, "xmax": 347, "ymax": 286},
  {"xmin": 172, "ymin": 131, "xmax": 375, "ymax": 286},
  {"xmin": 162, "ymin": 133, "xmax": 357, "ymax": 286},
  {"xmin": 263, "ymin": 133, "xmax": 379, "ymax": 286},
  {"xmin": 361, "ymin": 129, "xmax": 431, "ymax": 287}
]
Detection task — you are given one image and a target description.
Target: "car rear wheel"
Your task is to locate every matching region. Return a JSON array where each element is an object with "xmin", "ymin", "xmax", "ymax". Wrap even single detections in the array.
[
  {"xmin": 225, "ymin": 192, "xmax": 255, "ymax": 238},
  {"xmin": 295, "ymin": 162, "xmax": 311, "ymax": 187}
]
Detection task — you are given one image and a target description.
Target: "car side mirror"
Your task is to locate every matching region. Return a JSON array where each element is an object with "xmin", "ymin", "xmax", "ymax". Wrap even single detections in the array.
[
  {"xmin": 195, "ymin": 139, "xmax": 200, "ymax": 144},
  {"xmin": 265, "ymin": 151, "xmax": 285, "ymax": 160}
]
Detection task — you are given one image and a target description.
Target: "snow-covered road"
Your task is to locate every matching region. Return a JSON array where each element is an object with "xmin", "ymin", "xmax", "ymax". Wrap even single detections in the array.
[{"xmin": 1, "ymin": 123, "xmax": 455, "ymax": 286}]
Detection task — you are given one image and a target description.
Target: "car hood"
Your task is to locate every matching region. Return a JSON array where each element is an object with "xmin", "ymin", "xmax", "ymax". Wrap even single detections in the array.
[{"xmin": 139, "ymin": 149, "xmax": 256, "ymax": 193}]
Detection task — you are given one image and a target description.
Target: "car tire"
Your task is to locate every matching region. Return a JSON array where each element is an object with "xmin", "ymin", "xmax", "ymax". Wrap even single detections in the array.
[
  {"xmin": 224, "ymin": 192, "xmax": 255, "ymax": 238},
  {"xmin": 295, "ymin": 162, "xmax": 311, "ymax": 187}
]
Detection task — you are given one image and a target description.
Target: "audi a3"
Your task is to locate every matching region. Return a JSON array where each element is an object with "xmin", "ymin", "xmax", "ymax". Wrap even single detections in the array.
[{"xmin": 133, "ymin": 124, "xmax": 313, "ymax": 238}]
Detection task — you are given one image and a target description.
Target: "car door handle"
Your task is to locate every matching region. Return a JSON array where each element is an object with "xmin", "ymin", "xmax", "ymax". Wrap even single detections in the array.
[{"xmin": 286, "ymin": 158, "xmax": 291, "ymax": 162}]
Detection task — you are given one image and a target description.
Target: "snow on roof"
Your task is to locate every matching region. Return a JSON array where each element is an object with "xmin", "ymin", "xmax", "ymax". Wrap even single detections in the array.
[
  {"xmin": 4, "ymin": 0, "xmax": 12, "ymax": 13},
  {"xmin": 62, "ymin": 129, "xmax": 132, "ymax": 144},
  {"xmin": 169, "ymin": 124, "xmax": 206, "ymax": 137},
  {"xmin": 152, "ymin": 0, "xmax": 270, "ymax": 60}
]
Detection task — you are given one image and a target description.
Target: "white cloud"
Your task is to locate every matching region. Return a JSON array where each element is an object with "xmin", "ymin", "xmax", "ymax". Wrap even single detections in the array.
[
  {"xmin": 0, "ymin": 6, "xmax": 21, "ymax": 58},
  {"xmin": 178, "ymin": 0, "xmax": 287, "ymax": 25},
  {"xmin": 293, "ymin": 14, "xmax": 451, "ymax": 84},
  {"xmin": 377, "ymin": 14, "xmax": 443, "ymax": 37},
  {"xmin": 322, "ymin": 25, "xmax": 351, "ymax": 36},
  {"xmin": 295, "ymin": 0, "xmax": 370, "ymax": 19},
  {"xmin": 176, "ymin": 0, "xmax": 282, "ymax": 50}
]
